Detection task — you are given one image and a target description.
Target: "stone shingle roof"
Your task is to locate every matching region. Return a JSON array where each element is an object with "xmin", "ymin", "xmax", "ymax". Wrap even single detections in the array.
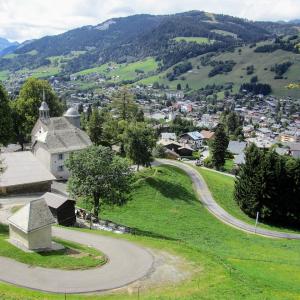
[
  {"xmin": 8, "ymin": 198, "xmax": 55, "ymax": 233},
  {"xmin": 33, "ymin": 117, "xmax": 92, "ymax": 153}
]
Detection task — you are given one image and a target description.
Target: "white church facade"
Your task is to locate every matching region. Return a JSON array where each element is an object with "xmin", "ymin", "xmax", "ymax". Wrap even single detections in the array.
[{"xmin": 31, "ymin": 101, "xmax": 92, "ymax": 180}]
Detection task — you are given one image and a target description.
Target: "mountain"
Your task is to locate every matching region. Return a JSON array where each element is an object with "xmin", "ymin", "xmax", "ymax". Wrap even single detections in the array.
[
  {"xmin": 278, "ymin": 19, "xmax": 300, "ymax": 25},
  {"xmin": 288, "ymin": 19, "xmax": 300, "ymax": 24},
  {"xmin": 0, "ymin": 11, "xmax": 297, "ymax": 74},
  {"xmin": 0, "ymin": 37, "xmax": 18, "ymax": 51}
]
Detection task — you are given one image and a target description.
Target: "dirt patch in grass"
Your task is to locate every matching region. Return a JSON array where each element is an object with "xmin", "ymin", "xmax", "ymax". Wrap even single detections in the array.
[{"xmin": 115, "ymin": 248, "xmax": 200, "ymax": 294}]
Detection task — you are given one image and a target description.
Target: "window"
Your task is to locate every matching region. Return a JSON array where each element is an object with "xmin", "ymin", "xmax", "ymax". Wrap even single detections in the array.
[
  {"xmin": 58, "ymin": 153, "xmax": 64, "ymax": 160},
  {"xmin": 57, "ymin": 165, "xmax": 64, "ymax": 172}
]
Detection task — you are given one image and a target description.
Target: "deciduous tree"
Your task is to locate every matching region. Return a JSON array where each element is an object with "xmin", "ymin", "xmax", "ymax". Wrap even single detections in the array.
[
  {"xmin": 65, "ymin": 146, "xmax": 133, "ymax": 217},
  {"xmin": 124, "ymin": 123, "xmax": 156, "ymax": 170},
  {"xmin": 11, "ymin": 78, "xmax": 64, "ymax": 149},
  {"xmin": 0, "ymin": 84, "xmax": 13, "ymax": 146}
]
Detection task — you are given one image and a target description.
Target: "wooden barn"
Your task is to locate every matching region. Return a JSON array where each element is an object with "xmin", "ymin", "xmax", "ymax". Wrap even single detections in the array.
[{"xmin": 42, "ymin": 192, "xmax": 76, "ymax": 226}]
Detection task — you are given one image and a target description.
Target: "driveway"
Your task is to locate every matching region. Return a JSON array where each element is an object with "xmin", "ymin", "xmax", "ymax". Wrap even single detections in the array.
[
  {"xmin": 0, "ymin": 227, "xmax": 154, "ymax": 294},
  {"xmin": 158, "ymin": 159, "xmax": 300, "ymax": 240}
]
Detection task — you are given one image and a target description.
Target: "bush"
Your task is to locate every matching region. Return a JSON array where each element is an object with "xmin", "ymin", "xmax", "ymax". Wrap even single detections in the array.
[
  {"xmin": 152, "ymin": 145, "xmax": 167, "ymax": 158},
  {"xmin": 203, "ymin": 156, "xmax": 213, "ymax": 168}
]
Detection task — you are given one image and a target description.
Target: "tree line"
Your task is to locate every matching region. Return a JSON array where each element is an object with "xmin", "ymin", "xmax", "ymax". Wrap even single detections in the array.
[{"xmin": 235, "ymin": 144, "xmax": 300, "ymax": 227}]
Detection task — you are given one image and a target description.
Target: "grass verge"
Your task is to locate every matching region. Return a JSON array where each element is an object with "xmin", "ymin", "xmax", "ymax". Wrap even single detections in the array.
[
  {"xmin": 0, "ymin": 224, "xmax": 106, "ymax": 270},
  {"xmin": 197, "ymin": 166, "xmax": 300, "ymax": 234}
]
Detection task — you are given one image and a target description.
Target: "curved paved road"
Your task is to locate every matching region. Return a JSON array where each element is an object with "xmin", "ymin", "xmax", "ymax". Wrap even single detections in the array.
[
  {"xmin": 158, "ymin": 159, "xmax": 300, "ymax": 240},
  {"xmin": 0, "ymin": 227, "xmax": 154, "ymax": 294}
]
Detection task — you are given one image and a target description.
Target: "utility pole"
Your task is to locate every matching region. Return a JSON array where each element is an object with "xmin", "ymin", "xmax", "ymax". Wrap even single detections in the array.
[{"xmin": 255, "ymin": 212, "xmax": 259, "ymax": 234}]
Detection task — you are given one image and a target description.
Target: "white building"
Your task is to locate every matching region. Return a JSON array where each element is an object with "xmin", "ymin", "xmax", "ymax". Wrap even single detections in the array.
[
  {"xmin": 31, "ymin": 102, "xmax": 92, "ymax": 180},
  {"xmin": 8, "ymin": 198, "xmax": 55, "ymax": 251}
]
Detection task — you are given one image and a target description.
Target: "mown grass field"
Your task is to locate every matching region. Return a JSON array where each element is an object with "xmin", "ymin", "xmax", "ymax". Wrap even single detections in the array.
[
  {"xmin": 1, "ymin": 165, "xmax": 300, "ymax": 299},
  {"xmin": 14, "ymin": 66, "xmax": 60, "ymax": 79},
  {"xmin": 0, "ymin": 70, "xmax": 9, "ymax": 81},
  {"xmin": 0, "ymin": 224, "xmax": 106, "ymax": 270},
  {"xmin": 211, "ymin": 29, "xmax": 238, "ymax": 38},
  {"xmin": 74, "ymin": 57, "xmax": 159, "ymax": 83},
  {"xmin": 174, "ymin": 37, "xmax": 214, "ymax": 44}
]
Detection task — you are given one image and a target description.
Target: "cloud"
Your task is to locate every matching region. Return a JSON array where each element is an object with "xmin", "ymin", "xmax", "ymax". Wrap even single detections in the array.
[{"xmin": 0, "ymin": 0, "xmax": 299, "ymax": 42}]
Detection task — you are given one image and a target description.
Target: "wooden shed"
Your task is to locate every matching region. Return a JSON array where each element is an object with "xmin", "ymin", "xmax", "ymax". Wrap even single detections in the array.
[{"xmin": 43, "ymin": 192, "xmax": 76, "ymax": 226}]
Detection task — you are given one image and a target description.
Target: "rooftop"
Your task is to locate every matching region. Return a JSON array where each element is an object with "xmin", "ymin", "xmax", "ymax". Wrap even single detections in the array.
[
  {"xmin": 32, "ymin": 117, "xmax": 92, "ymax": 153},
  {"xmin": 42, "ymin": 192, "xmax": 74, "ymax": 209},
  {"xmin": 0, "ymin": 152, "xmax": 55, "ymax": 188},
  {"xmin": 8, "ymin": 198, "xmax": 55, "ymax": 233}
]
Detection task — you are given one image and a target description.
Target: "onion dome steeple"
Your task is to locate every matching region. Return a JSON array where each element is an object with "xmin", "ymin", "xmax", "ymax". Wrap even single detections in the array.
[{"xmin": 39, "ymin": 89, "xmax": 50, "ymax": 122}]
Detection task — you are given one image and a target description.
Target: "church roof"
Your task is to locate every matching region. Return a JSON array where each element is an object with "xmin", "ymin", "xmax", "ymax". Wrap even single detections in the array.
[
  {"xmin": 8, "ymin": 198, "xmax": 55, "ymax": 233},
  {"xmin": 32, "ymin": 117, "xmax": 92, "ymax": 153},
  {"xmin": 64, "ymin": 107, "xmax": 80, "ymax": 117}
]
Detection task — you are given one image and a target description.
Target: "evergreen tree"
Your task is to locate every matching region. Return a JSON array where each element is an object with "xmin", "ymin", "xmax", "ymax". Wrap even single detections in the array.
[
  {"xmin": 235, "ymin": 144, "xmax": 300, "ymax": 227},
  {"xmin": 135, "ymin": 109, "xmax": 145, "ymax": 122},
  {"xmin": 111, "ymin": 89, "xmax": 138, "ymax": 121},
  {"xmin": 86, "ymin": 105, "xmax": 92, "ymax": 121},
  {"xmin": 88, "ymin": 109, "xmax": 104, "ymax": 145},
  {"xmin": 211, "ymin": 124, "xmax": 229, "ymax": 169},
  {"xmin": 234, "ymin": 144, "xmax": 264, "ymax": 217},
  {"xmin": 78, "ymin": 103, "xmax": 84, "ymax": 114},
  {"xmin": 0, "ymin": 84, "xmax": 13, "ymax": 146}
]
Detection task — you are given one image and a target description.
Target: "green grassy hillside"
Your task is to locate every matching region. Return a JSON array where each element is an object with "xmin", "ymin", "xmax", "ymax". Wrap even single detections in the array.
[
  {"xmin": 138, "ymin": 41, "xmax": 300, "ymax": 98},
  {"xmin": 1, "ymin": 165, "xmax": 300, "ymax": 299},
  {"xmin": 74, "ymin": 57, "xmax": 159, "ymax": 83}
]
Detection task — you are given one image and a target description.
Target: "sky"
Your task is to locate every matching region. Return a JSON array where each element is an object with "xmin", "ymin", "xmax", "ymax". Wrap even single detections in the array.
[{"xmin": 0, "ymin": 0, "xmax": 299, "ymax": 42}]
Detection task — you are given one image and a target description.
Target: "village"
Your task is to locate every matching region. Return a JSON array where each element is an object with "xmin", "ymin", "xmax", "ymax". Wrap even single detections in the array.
[{"xmin": 0, "ymin": 3, "xmax": 300, "ymax": 298}]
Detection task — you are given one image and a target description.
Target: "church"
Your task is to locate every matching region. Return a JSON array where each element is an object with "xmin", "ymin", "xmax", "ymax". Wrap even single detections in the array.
[{"xmin": 31, "ymin": 101, "xmax": 92, "ymax": 180}]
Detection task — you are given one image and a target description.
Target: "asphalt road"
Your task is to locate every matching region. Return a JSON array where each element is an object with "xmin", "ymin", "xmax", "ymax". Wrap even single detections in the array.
[
  {"xmin": 0, "ymin": 227, "xmax": 154, "ymax": 294},
  {"xmin": 158, "ymin": 159, "xmax": 300, "ymax": 240}
]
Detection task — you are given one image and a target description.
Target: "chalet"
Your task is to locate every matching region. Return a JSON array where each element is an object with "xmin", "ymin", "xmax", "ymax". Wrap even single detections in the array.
[
  {"xmin": 177, "ymin": 145, "xmax": 194, "ymax": 156},
  {"xmin": 200, "ymin": 130, "xmax": 215, "ymax": 142},
  {"xmin": 180, "ymin": 132, "xmax": 203, "ymax": 150},
  {"xmin": 159, "ymin": 140, "xmax": 182, "ymax": 152}
]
